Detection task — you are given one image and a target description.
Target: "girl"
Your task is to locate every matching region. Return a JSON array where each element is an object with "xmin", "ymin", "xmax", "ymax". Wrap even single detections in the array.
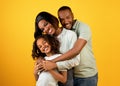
[{"xmin": 32, "ymin": 35, "xmax": 67, "ymax": 86}]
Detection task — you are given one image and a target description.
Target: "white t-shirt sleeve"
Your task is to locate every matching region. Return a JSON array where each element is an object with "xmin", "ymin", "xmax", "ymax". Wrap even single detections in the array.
[{"xmin": 56, "ymin": 54, "xmax": 80, "ymax": 70}]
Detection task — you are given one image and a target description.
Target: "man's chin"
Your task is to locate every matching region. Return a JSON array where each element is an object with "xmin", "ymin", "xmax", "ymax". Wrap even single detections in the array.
[
  {"xmin": 66, "ymin": 27, "xmax": 71, "ymax": 30},
  {"xmin": 64, "ymin": 25, "xmax": 71, "ymax": 29}
]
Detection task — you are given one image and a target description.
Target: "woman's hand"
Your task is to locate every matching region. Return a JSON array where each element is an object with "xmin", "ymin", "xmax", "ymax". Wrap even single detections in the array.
[
  {"xmin": 33, "ymin": 57, "xmax": 45, "ymax": 81},
  {"xmin": 41, "ymin": 60, "xmax": 57, "ymax": 71},
  {"xmin": 33, "ymin": 61, "xmax": 39, "ymax": 81}
]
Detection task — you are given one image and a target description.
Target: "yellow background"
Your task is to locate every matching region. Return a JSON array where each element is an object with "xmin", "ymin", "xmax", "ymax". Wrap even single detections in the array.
[{"xmin": 0, "ymin": 0, "xmax": 120, "ymax": 86}]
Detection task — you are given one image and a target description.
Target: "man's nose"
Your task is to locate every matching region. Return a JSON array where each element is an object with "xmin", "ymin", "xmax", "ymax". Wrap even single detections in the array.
[{"xmin": 64, "ymin": 19, "xmax": 69, "ymax": 24}]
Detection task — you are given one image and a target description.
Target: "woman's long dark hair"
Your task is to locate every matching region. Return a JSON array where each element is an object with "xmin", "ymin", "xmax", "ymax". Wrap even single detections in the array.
[
  {"xmin": 34, "ymin": 11, "xmax": 59, "ymax": 38},
  {"xmin": 32, "ymin": 35, "xmax": 60, "ymax": 60}
]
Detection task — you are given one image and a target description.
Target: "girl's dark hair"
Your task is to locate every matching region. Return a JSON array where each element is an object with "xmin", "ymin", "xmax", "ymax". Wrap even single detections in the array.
[
  {"xmin": 32, "ymin": 34, "xmax": 60, "ymax": 60},
  {"xmin": 34, "ymin": 11, "xmax": 59, "ymax": 38}
]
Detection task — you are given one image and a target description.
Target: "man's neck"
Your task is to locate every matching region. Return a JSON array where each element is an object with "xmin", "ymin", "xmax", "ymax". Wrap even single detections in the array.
[{"xmin": 71, "ymin": 19, "xmax": 76, "ymax": 30}]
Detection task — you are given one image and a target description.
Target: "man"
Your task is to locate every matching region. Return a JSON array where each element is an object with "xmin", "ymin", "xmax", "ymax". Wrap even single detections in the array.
[
  {"xmin": 57, "ymin": 6, "xmax": 98, "ymax": 86},
  {"xmin": 41, "ymin": 6, "xmax": 98, "ymax": 86}
]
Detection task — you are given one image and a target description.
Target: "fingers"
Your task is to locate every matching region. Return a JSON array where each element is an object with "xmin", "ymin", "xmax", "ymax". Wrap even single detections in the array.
[
  {"xmin": 35, "ymin": 60, "xmax": 48, "ymax": 72},
  {"xmin": 42, "ymin": 61, "xmax": 47, "ymax": 71},
  {"xmin": 37, "ymin": 61, "xmax": 46, "ymax": 72}
]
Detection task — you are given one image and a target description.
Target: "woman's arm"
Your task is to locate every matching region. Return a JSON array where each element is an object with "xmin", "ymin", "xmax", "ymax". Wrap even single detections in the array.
[
  {"xmin": 34, "ymin": 57, "xmax": 45, "ymax": 81},
  {"xmin": 34, "ymin": 62, "xmax": 39, "ymax": 81}
]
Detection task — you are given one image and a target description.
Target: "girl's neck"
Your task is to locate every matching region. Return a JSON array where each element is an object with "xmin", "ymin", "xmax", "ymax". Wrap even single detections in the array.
[{"xmin": 46, "ymin": 52, "xmax": 55, "ymax": 57}]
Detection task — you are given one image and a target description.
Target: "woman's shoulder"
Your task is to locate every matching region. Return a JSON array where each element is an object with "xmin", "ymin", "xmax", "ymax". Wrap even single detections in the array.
[{"xmin": 63, "ymin": 28, "xmax": 76, "ymax": 35}]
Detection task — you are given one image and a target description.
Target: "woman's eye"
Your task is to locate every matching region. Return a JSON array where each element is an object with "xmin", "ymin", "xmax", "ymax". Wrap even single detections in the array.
[{"xmin": 44, "ymin": 22, "xmax": 48, "ymax": 27}]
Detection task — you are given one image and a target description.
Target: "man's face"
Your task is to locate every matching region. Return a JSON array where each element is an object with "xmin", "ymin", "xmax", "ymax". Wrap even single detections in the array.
[{"xmin": 58, "ymin": 9, "xmax": 74, "ymax": 30}]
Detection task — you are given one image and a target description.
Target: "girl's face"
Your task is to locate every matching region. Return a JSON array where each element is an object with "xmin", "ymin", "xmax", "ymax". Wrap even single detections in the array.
[
  {"xmin": 36, "ymin": 38, "xmax": 52, "ymax": 56},
  {"xmin": 38, "ymin": 19, "xmax": 56, "ymax": 35}
]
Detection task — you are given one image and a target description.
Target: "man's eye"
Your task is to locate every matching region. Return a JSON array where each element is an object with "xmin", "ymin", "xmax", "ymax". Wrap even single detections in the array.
[{"xmin": 60, "ymin": 18, "xmax": 64, "ymax": 21}]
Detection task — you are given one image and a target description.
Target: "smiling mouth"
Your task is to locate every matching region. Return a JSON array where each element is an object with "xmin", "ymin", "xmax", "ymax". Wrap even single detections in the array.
[
  {"xmin": 65, "ymin": 23, "xmax": 71, "ymax": 27},
  {"xmin": 44, "ymin": 46, "xmax": 48, "ymax": 51},
  {"xmin": 48, "ymin": 29, "xmax": 52, "ymax": 34}
]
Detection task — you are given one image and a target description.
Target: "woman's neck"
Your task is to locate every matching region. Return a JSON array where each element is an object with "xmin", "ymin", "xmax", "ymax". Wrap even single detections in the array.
[{"xmin": 54, "ymin": 27, "xmax": 63, "ymax": 36}]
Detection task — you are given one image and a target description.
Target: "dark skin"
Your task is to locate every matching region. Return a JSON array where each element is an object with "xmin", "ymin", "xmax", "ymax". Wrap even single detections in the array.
[
  {"xmin": 33, "ymin": 57, "xmax": 45, "ymax": 81},
  {"xmin": 39, "ymin": 39, "xmax": 86, "ymax": 71},
  {"xmin": 38, "ymin": 9, "xmax": 87, "ymax": 71}
]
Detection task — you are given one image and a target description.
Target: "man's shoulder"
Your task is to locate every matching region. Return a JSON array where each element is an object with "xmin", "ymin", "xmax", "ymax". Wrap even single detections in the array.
[
  {"xmin": 75, "ymin": 20, "xmax": 88, "ymax": 26},
  {"xmin": 74, "ymin": 20, "xmax": 90, "ymax": 29}
]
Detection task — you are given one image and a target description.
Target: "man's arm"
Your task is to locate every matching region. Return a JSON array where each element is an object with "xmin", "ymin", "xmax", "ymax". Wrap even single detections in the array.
[
  {"xmin": 42, "ymin": 38, "xmax": 86, "ymax": 71},
  {"xmin": 56, "ymin": 53, "xmax": 80, "ymax": 70},
  {"xmin": 43, "ymin": 53, "xmax": 80, "ymax": 71},
  {"xmin": 53, "ymin": 38, "xmax": 87, "ymax": 62}
]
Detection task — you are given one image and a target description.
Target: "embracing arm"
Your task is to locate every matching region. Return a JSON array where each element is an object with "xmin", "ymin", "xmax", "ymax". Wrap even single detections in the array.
[
  {"xmin": 56, "ymin": 53, "xmax": 80, "ymax": 70},
  {"xmin": 33, "ymin": 57, "xmax": 45, "ymax": 81},
  {"xmin": 53, "ymin": 38, "xmax": 87, "ymax": 62},
  {"xmin": 34, "ymin": 62, "xmax": 39, "ymax": 81},
  {"xmin": 52, "ymin": 23, "xmax": 91, "ymax": 62},
  {"xmin": 41, "ymin": 38, "xmax": 86, "ymax": 71}
]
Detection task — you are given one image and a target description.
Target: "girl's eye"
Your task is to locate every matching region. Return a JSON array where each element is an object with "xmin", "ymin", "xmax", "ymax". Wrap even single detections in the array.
[
  {"xmin": 43, "ymin": 41, "xmax": 46, "ymax": 44},
  {"xmin": 38, "ymin": 45, "xmax": 42, "ymax": 49}
]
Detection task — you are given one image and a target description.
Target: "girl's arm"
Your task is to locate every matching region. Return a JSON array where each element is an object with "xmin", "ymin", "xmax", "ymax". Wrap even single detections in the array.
[{"xmin": 49, "ymin": 70, "xmax": 67, "ymax": 84}]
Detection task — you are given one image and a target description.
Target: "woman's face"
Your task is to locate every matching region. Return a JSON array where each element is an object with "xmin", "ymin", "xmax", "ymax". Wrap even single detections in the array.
[
  {"xmin": 36, "ymin": 38, "xmax": 52, "ymax": 56},
  {"xmin": 38, "ymin": 19, "xmax": 56, "ymax": 35}
]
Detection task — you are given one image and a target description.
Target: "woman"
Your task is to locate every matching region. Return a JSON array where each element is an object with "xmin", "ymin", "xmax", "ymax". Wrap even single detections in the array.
[{"xmin": 33, "ymin": 11, "xmax": 80, "ymax": 86}]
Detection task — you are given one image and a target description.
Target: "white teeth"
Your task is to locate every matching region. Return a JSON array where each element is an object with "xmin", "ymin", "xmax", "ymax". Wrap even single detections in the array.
[
  {"xmin": 66, "ymin": 24, "xmax": 70, "ymax": 27},
  {"xmin": 49, "ymin": 29, "xmax": 52, "ymax": 33},
  {"xmin": 44, "ymin": 47, "xmax": 47, "ymax": 52}
]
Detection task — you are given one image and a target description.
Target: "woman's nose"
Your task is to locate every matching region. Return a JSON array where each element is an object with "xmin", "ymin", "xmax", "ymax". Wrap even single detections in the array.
[{"xmin": 43, "ymin": 27, "xmax": 48, "ymax": 33}]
